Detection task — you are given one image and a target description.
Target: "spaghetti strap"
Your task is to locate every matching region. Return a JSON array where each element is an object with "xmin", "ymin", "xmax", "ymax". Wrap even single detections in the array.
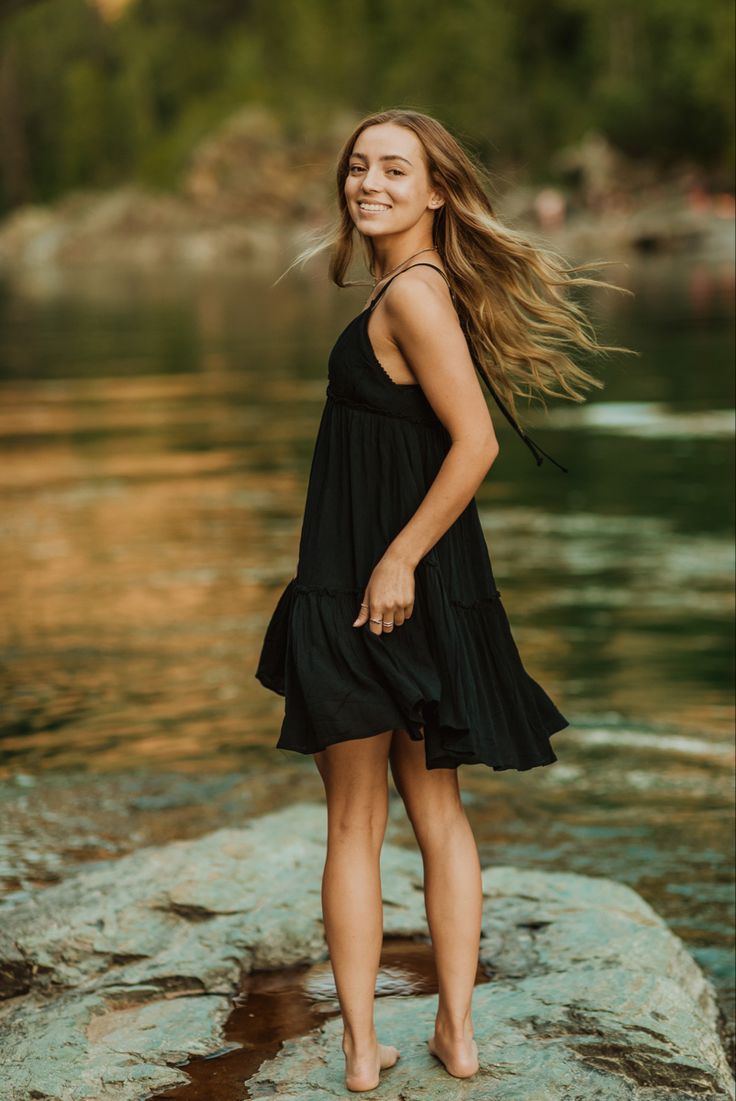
[
  {"xmin": 367, "ymin": 262, "xmax": 568, "ymax": 473},
  {"xmin": 367, "ymin": 262, "xmax": 451, "ymax": 311},
  {"xmin": 468, "ymin": 348, "xmax": 570, "ymax": 473}
]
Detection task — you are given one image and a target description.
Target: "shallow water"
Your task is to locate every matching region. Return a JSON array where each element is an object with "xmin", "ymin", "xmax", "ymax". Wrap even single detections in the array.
[{"xmin": 0, "ymin": 250, "xmax": 733, "ymax": 1089}]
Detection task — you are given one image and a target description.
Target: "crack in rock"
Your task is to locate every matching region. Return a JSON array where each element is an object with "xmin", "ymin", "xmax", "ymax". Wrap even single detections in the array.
[{"xmin": 570, "ymin": 1042, "xmax": 726, "ymax": 1093}]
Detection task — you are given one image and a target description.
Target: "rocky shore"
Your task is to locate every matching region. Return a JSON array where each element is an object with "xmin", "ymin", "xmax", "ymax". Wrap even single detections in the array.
[
  {"xmin": 0, "ymin": 801, "xmax": 733, "ymax": 1101},
  {"xmin": 0, "ymin": 106, "xmax": 732, "ymax": 281}
]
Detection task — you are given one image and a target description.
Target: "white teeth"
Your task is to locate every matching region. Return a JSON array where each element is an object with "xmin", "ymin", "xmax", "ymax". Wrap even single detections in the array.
[{"xmin": 359, "ymin": 203, "xmax": 390, "ymax": 211}]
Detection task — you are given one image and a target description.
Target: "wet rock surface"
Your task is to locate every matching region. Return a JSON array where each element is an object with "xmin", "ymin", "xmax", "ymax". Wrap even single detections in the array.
[{"xmin": 0, "ymin": 802, "xmax": 733, "ymax": 1101}]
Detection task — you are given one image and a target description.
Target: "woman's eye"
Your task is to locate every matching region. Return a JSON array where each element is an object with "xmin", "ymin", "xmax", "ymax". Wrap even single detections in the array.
[{"xmin": 348, "ymin": 166, "xmax": 404, "ymax": 175}]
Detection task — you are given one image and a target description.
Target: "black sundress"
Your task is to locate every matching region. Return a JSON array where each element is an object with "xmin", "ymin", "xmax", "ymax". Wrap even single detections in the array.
[{"xmin": 255, "ymin": 262, "xmax": 570, "ymax": 770}]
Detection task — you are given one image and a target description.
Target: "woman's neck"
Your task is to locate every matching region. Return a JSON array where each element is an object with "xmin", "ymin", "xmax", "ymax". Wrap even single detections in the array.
[{"xmin": 371, "ymin": 244, "xmax": 438, "ymax": 284}]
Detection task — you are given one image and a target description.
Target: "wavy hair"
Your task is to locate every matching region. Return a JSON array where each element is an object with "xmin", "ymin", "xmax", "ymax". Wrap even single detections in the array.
[{"xmin": 278, "ymin": 108, "xmax": 636, "ymax": 426}]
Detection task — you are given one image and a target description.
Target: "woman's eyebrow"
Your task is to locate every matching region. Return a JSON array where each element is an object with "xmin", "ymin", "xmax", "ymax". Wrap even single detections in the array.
[{"xmin": 350, "ymin": 153, "xmax": 413, "ymax": 165}]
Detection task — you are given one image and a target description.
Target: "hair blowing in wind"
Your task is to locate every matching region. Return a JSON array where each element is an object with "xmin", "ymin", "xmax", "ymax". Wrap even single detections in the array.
[{"xmin": 280, "ymin": 108, "xmax": 637, "ymax": 426}]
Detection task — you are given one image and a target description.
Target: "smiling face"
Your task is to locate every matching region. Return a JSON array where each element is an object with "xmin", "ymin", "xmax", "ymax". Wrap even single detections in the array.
[{"xmin": 344, "ymin": 122, "xmax": 443, "ymax": 239}]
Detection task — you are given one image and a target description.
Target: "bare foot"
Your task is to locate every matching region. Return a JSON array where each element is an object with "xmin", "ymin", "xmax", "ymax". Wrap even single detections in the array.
[
  {"xmin": 427, "ymin": 1024, "xmax": 479, "ymax": 1079},
  {"xmin": 343, "ymin": 1040, "xmax": 400, "ymax": 1092}
]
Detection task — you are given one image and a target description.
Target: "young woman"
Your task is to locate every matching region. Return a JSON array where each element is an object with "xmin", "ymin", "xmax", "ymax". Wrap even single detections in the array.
[{"xmin": 255, "ymin": 108, "xmax": 630, "ymax": 1093}]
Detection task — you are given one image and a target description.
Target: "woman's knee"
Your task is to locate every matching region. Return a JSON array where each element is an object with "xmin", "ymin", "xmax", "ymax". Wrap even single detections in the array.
[{"xmin": 323, "ymin": 787, "xmax": 390, "ymax": 854}]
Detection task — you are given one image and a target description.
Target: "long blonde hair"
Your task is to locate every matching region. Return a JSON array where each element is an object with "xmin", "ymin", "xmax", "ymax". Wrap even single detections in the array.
[{"xmin": 280, "ymin": 108, "xmax": 636, "ymax": 433}]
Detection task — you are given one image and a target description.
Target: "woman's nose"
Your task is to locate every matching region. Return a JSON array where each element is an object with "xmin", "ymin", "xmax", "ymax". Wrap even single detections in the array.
[{"xmin": 361, "ymin": 169, "xmax": 384, "ymax": 191}]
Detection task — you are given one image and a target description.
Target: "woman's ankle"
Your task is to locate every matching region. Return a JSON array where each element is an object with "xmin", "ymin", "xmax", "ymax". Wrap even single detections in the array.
[
  {"xmin": 342, "ymin": 1028, "xmax": 378, "ymax": 1055},
  {"xmin": 434, "ymin": 1011, "xmax": 473, "ymax": 1040}
]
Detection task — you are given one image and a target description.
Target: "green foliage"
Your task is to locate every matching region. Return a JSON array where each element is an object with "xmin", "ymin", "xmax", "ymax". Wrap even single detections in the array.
[{"xmin": 0, "ymin": 0, "xmax": 732, "ymax": 213}]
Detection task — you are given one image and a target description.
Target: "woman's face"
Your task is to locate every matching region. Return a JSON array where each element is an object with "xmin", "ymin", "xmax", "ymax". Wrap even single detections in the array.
[{"xmin": 344, "ymin": 122, "xmax": 443, "ymax": 239}]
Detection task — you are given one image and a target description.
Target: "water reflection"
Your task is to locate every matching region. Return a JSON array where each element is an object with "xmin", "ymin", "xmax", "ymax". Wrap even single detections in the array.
[{"xmin": 0, "ymin": 255, "xmax": 733, "ymax": 1067}]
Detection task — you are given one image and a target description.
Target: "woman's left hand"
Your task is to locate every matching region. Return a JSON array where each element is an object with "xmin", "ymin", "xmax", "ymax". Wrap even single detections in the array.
[{"xmin": 352, "ymin": 553, "xmax": 416, "ymax": 635}]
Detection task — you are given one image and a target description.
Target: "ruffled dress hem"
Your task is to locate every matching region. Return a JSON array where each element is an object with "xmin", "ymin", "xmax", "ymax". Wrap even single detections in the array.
[{"xmin": 255, "ymin": 565, "xmax": 569, "ymax": 772}]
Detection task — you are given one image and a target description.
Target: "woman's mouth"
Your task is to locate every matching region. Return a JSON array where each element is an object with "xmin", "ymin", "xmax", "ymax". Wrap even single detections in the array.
[{"xmin": 357, "ymin": 202, "xmax": 391, "ymax": 214}]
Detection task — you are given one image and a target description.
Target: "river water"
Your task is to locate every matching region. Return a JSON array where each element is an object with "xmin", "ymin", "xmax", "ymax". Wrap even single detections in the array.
[{"xmin": 0, "ymin": 250, "xmax": 733, "ymax": 1084}]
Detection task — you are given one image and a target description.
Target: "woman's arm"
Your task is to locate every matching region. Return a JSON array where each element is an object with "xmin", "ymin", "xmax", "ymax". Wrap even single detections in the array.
[
  {"xmin": 352, "ymin": 270, "xmax": 499, "ymax": 633},
  {"xmin": 382, "ymin": 270, "xmax": 500, "ymax": 569}
]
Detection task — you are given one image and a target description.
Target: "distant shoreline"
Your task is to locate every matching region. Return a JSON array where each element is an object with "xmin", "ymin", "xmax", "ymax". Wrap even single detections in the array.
[{"xmin": 0, "ymin": 166, "xmax": 733, "ymax": 282}]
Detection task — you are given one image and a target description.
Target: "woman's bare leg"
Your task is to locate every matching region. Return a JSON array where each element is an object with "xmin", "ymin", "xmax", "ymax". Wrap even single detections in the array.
[
  {"xmin": 389, "ymin": 728, "xmax": 481, "ymax": 1078},
  {"xmin": 314, "ymin": 729, "xmax": 401, "ymax": 1092}
]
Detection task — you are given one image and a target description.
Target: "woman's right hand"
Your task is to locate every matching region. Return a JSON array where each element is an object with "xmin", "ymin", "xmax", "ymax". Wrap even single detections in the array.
[{"xmin": 352, "ymin": 553, "xmax": 416, "ymax": 635}]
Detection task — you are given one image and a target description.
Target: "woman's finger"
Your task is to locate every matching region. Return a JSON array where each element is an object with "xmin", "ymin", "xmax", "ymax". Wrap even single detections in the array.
[
  {"xmin": 352, "ymin": 594, "xmax": 370, "ymax": 628},
  {"xmin": 368, "ymin": 601, "xmax": 384, "ymax": 634}
]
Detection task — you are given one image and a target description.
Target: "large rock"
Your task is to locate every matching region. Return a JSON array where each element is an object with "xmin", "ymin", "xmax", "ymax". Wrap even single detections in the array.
[
  {"xmin": 0, "ymin": 802, "xmax": 732, "ymax": 1101},
  {"xmin": 0, "ymin": 105, "xmax": 357, "ymax": 275},
  {"xmin": 182, "ymin": 102, "xmax": 353, "ymax": 221},
  {"xmin": 0, "ymin": 186, "xmax": 285, "ymax": 272}
]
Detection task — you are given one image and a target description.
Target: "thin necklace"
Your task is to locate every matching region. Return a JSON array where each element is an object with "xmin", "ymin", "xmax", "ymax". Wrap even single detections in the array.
[{"xmin": 370, "ymin": 246, "xmax": 438, "ymax": 290}]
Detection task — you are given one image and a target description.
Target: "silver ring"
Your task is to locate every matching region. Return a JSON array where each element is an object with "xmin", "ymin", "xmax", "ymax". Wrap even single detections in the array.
[
  {"xmin": 360, "ymin": 602, "xmax": 369, "ymax": 608},
  {"xmin": 382, "ymin": 622, "xmax": 393, "ymax": 628},
  {"xmin": 369, "ymin": 617, "xmax": 382, "ymax": 624}
]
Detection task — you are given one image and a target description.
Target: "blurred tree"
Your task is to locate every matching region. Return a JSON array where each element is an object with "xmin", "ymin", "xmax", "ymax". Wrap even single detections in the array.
[
  {"xmin": 572, "ymin": 0, "xmax": 735, "ymax": 167},
  {"xmin": 0, "ymin": 40, "xmax": 29, "ymax": 205},
  {"xmin": 0, "ymin": 0, "xmax": 732, "ymax": 213}
]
